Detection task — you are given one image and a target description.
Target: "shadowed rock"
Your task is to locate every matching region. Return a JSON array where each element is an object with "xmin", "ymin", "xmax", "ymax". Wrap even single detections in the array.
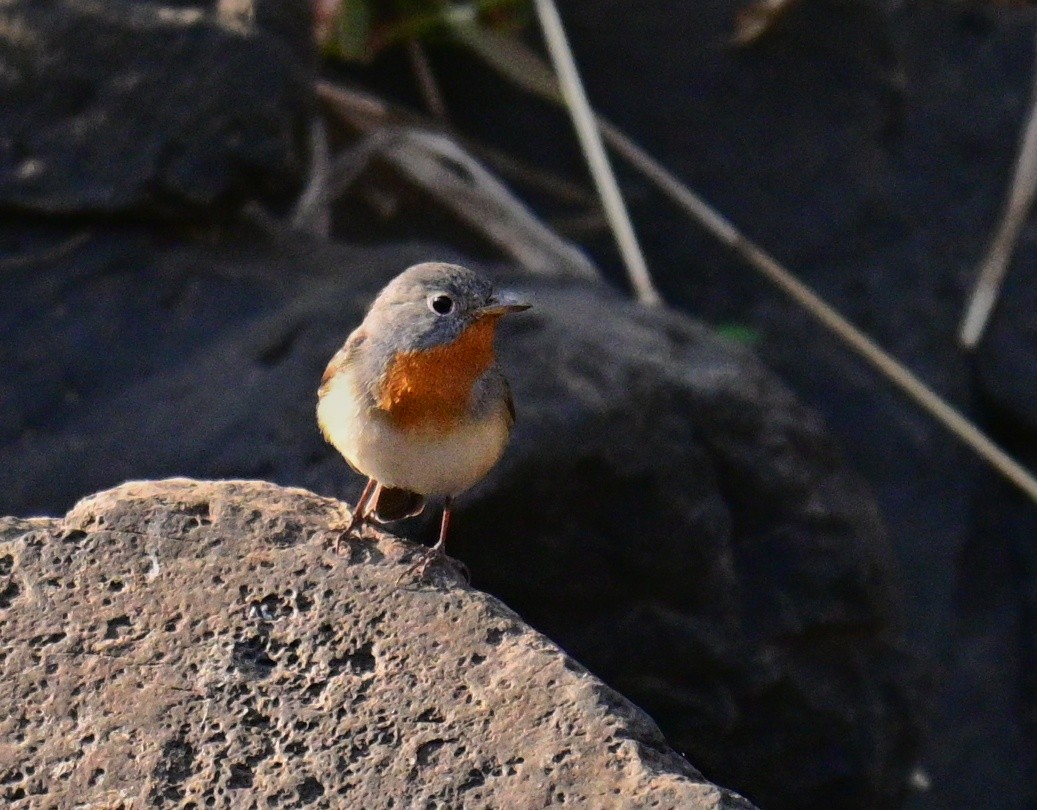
[
  {"xmin": 0, "ymin": 0, "xmax": 314, "ymax": 218},
  {"xmin": 0, "ymin": 478, "xmax": 754, "ymax": 809},
  {"xmin": 430, "ymin": 4, "xmax": 1037, "ymax": 804}
]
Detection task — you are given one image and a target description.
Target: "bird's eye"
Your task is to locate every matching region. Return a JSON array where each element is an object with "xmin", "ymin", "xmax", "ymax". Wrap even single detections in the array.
[{"xmin": 429, "ymin": 294, "xmax": 454, "ymax": 315}]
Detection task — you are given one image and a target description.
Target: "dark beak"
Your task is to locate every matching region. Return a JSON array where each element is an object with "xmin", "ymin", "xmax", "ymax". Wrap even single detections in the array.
[{"xmin": 479, "ymin": 291, "xmax": 532, "ymax": 316}]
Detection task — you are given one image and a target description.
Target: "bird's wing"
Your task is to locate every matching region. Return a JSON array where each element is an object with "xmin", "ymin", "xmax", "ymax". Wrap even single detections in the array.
[
  {"xmin": 319, "ymin": 327, "xmax": 367, "ymax": 396},
  {"xmin": 504, "ymin": 376, "xmax": 516, "ymax": 428}
]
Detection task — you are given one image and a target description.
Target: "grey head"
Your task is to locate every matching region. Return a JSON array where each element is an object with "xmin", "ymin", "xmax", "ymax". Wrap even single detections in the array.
[{"xmin": 361, "ymin": 262, "xmax": 530, "ymax": 355}]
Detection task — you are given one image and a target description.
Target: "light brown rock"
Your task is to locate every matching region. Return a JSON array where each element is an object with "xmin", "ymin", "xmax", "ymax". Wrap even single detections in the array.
[{"xmin": 0, "ymin": 479, "xmax": 753, "ymax": 809}]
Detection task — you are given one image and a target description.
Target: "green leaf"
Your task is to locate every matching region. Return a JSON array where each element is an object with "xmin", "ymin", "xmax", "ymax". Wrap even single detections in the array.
[
  {"xmin": 715, "ymin": 323, "xmax": 762, "ymax": 346},
  {"xmin": 452, "ymin": 20, "xmax": 559, "ymax": 103},
  {"xmin": 328, "ymin": 0, "xmax": 373, "ymax": 62},
  {"xmin": 322, "ymin": 0, "xmax": 530, "ymax": 62},
  {"xmin": 378, "ymin": 0, "xmax": 526, "ymax": 49}
]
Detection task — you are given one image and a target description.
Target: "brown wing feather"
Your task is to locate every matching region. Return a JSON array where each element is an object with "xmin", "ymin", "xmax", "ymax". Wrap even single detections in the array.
[
  {"xmin": 319, "ymin": 327, "xmax": 367, "ymax": 395},
  {"xmin": 504, "ymin": 378, "xmax": 516, "ymax": 427}
]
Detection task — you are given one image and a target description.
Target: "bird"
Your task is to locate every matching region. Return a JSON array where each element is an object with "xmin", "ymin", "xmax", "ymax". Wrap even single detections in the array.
[{"xmin": 317, "ymin": 262, "xmax": 530, "ymax": 577}]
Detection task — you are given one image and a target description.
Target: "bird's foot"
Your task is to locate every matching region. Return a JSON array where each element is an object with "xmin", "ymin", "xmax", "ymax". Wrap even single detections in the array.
[
  {"xmin": 397, "ymin": 544, "xmax": 469, "ymax": 586},
  {"xmin": 333, "ymin": 511, "xmax": 367, "ymax": 555},
  {"xmin": 332, "ymin": 479, "xmax": 378, "ymax": 556}
]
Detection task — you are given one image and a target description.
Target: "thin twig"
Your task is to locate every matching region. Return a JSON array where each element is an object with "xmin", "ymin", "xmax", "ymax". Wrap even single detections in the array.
[
  {"xmin": 959, "ymin": 25, "xmax": 1037, "ymax": 349},
  {"xmin": 732, "ymin": 0, "xmax": 805, "ymax": 46},
  {"xmin": 324, "ymin": 131, "xmax": 392, "ymax": 199},
  {"xmin": 290, "ymin": 118, "xmax": 332, "ymax": 235},
  {"xmin": 460, "ymin": 35, "xmax": 1037, "ymax": 504},
  {"xmin": 380, "ymin": 127, "xmax": 598, "ymax": 278},
  {"xmin": 0, "ymin": 229, "xmax": 93, "ymax": 271},
  {"xmin": 289, "ymin": 129, "xmax": 391, "ymax": 232},
  {"xmin": 314, "ymin": 80, "xmax": 596, "ymax": 206},
  {"xmin": 315, "ymin": 82, "xmax": 597, "ymax": 278},
  {"xmin": 407, "ymin": 39, "xmax": 450, "ymax": 121},
  {"xmin": 600, "ymin": 122, "xmax": 1037, "ymax": 502},
  {"xmin": 532, "ymin": 0, "xmax": 660, "ymax": 304},
  {"xmin": 473, "ymin": 145, "xmax": 597, "ymax": 207}
]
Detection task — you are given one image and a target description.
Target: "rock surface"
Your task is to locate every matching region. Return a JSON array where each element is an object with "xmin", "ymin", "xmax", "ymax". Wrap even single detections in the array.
[
  {"xmin": 0, "ymin": 478, "xmax": 753, "ymax": 809},
  {"xmin": 0, "ymin": 0, "xmax": 314, "ymax": 218},
  {"xmin": 0, "ymin": 222, "xmax": 922, "ymax": 810}
]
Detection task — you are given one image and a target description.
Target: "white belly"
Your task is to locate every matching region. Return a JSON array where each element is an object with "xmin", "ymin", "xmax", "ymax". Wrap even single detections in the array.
[{"xmin": 317, "ymin": 371, "xmax": 510, "ymax": 496}]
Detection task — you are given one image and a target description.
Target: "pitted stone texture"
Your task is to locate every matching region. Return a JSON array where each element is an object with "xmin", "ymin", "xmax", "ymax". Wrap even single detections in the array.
[{"xmin": 0, "ymin": 479, "xmax": 753, "ymax": 809}]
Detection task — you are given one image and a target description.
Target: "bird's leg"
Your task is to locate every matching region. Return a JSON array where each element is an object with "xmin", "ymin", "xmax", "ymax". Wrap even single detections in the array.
[
  {"xmin": 336, "ymin": 478, "xmax": 378, "ymax": 553},
  {"xmin": 433, "ymin": 498, "xmax": 452, "ymax": 554},
  {"xmin": 399, "ymin": 497, "xmax": 469, "ymax": 583},
  {"xmin": 434, "ymin": 500, "xmax": 469, "ymax": 580}
]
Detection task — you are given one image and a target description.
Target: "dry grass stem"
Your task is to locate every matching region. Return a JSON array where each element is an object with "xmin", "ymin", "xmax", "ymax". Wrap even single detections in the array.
[
  {"xmin": 380, "ymin": 127, "xmax": 598, "ymax": 278},
  {"xmin": 457, "ymin": 36, "xmax": 1037, "ymax": 503},
  {"xmin": 532, "ymin": 0, "xmax": 660, "ymax": 304},
  {"xmin": 732, "ymin": 0, "xmax": 805, "ymax": 46},
  {"xmin": 959, "ymin": 25, "xmax": 1037, "ymax": 349},
  {"xmin": 314, "ymin": 81, "xmax": 595, "ymax": 206},
  {"xmin": 407, "ymin": 39, "xmax": 450, "ymax": 121},
  {"xmin": 314, "ymin": 82, "xmax": 597, "ymax": 279},
  {"xmin": 602, "ymin": 121, "xmax": 1037, "ymax": 504},
  {"xmin": 290, "ymin": 119, "xmax": 333, "ymax": 235}
]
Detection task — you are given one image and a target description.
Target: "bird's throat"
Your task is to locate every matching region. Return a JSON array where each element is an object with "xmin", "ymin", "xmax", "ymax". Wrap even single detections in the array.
[{"xmin": 378, "ymin": 316, "xmax": 500, "ymax": 432}]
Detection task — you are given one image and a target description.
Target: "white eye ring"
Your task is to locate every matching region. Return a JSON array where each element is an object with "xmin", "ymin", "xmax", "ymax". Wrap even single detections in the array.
[{"xmin": 428, "ymin": 293, "xmax": 455, "ymax": 315}]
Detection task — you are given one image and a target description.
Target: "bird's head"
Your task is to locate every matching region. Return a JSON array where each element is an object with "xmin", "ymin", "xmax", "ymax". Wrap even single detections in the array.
[{"xmin": 364, "ymin": 262, "xmax": 531, "ymax": 353}]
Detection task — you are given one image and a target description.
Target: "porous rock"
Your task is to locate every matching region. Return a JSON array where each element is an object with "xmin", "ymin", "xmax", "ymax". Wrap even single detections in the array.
[
  {"xmin": 0, "ymin": 223, "xmax": 922, "ymax": 810},
  {"xmin": 0, "ymin": 0, "xmax": 314, "ymax": 218},
  {"xmin": 0, "ymin": 478, "xmax": 753, "ymax": 809}
]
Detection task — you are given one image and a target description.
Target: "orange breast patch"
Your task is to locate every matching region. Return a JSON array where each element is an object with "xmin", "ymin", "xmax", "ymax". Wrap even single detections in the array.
[{"xmin": 378, "ymin": 316, "xmax": 501, "ymax": 432}]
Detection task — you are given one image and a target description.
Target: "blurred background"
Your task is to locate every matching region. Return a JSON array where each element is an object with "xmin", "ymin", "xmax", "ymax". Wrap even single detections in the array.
[{"xmin": 3, "ymin": 0, "xmax": 1037, "ymax": 807}]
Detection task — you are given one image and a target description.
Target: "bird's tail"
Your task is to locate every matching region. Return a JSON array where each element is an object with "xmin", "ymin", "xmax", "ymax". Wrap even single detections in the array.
[{"xmin": 371, "ymin": 486, "xmax": 425, "ymax": 522}]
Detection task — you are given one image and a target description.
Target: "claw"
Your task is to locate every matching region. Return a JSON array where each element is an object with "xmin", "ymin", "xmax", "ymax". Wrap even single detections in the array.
[
  {"xmin": 396, "ymin": 544, "xmax": 470, "ymax": 586},
  {"xmin": 395, "ymin": 497, "xmax": 467, "ymax": 585},
  {"xmin": 334, "ymin": 517, "xmax": 362, "ymax": 555},
  {"xmin": 335, "ymin": 478, "xmax": 377, "ymax": 555}
]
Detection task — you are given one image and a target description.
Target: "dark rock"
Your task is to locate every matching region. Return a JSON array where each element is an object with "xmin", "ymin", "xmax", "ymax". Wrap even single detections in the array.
[
  {"xmin": 977, "ymin": 265, "xmax": 1037, "ymax": 435},
  {"xmin": 0, "ymin": 0, "xmax": 314, "ymax": 219},
  {"xmin": 0, "ymin": 220, "xmax": 922, "ymax": 810},
  {"xmin": 412, "ymin": 2, "xmax": 1037, "ymax": 806},
  {"xmin": 0, "ymin": 478, "xmax": 752, "ymax": 808},
  {"xmin": 969, "ymin": 259, "xmax": 1037, "ymax": 805}
]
